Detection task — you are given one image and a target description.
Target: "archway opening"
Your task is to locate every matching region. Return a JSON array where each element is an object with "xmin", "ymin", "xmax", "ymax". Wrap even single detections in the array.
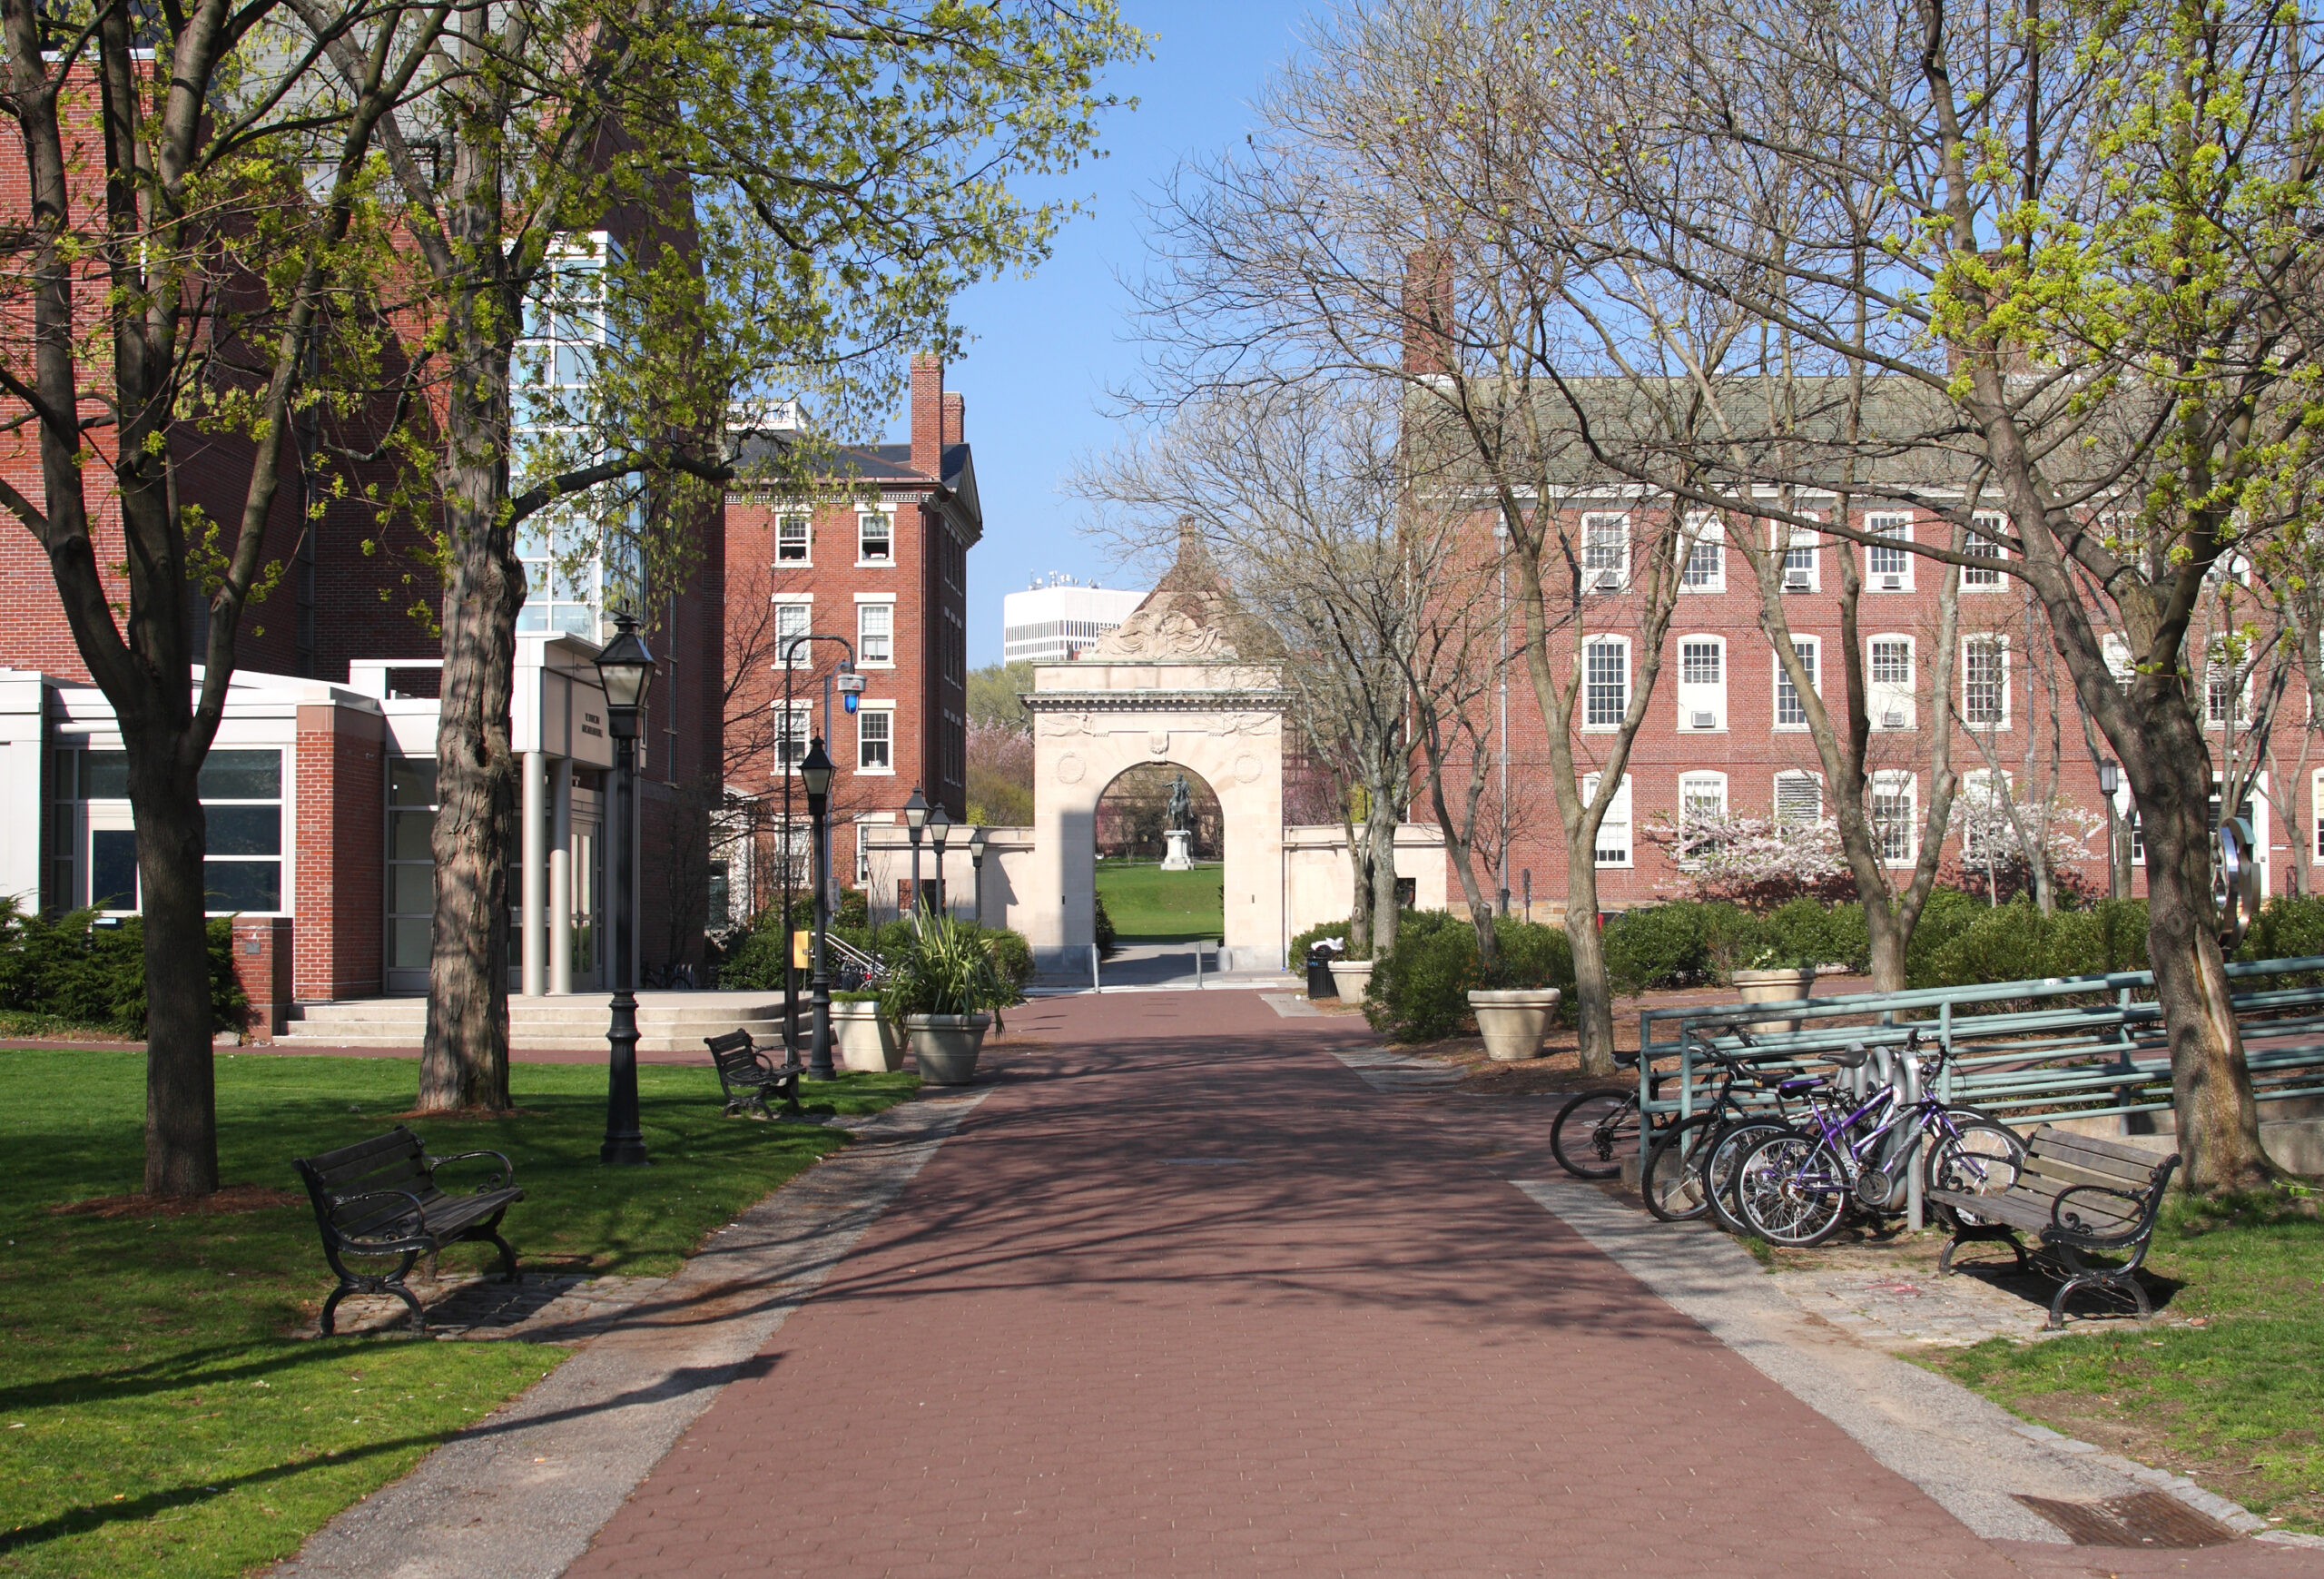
[{"xmin": 1093, "ymin": 762, "xmax": 1225, "ymax": 943}]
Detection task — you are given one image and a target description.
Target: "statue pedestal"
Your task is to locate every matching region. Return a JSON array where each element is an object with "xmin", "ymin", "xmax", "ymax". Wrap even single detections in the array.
[{"xmin": 1160, "ymin": 828, "xmax": 1194, "ymax": 871}]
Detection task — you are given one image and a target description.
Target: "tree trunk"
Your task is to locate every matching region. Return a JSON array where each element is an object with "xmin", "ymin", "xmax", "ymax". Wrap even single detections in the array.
[
  {"xmin": 1866, "ymin": 902, "xmax": 1908, "ymax": 994},
  {"xmin": 419, "ymin": 286, "xmax": 522, "ymax": 1111},
  {"xmin": 1344, "ymin": 814, "xmax": 1373, "ymax": 958},
  {"xmin": 2141, "ymin": 781, "xmax": 2275, "ymax": 1189},
  {"xmin": 1562, "ymin": 844, "xmax": 1616, "ymax": 1078},
  {"xmin": 128, "ymin": 735, "xmax": 220, "ymax": 1196},
  {"xmin": 1366, "ymin": 774, "xmax": 1402, "ymax": 958}
]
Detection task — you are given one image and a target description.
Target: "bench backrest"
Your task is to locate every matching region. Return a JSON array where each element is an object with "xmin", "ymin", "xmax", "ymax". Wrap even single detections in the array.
[
  {"xmin": 705, "ymin": 1030, "xmax": 768, "ymax": 1087},
  {"xmin": 2020, "ymin": 1125, "xmax": 2181, "ymax": 1235},
  {"xmin": 292, "ymin": 1127, "xmax": 437, "ymax": 1238}
]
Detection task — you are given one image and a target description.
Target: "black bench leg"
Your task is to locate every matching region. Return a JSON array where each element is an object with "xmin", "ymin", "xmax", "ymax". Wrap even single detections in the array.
[
  {"xmin": 320, "ymin": 1283, "xmax": 351, "ymax": 1337},
  {"xmin": 485, "ymin": 1229, "xmax": 519, "ymax": 1282},
  {"xmin": 389, "ymin": 1279, "xmax": 428, "ymax": 1334},
  {"xmin": 1939, "ymin": 1228, "xmax": 2026, "ymax": 1278}
]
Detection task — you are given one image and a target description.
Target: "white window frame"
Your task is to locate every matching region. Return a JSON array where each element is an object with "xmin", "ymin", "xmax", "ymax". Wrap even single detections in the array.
[
  {"xmin": 1582, "ymin": 771, "xmax": 1633, "ymax": 868},
  {"xmin": 774, "ymin": 512, "xmax": 812, "ymax": 565},
  {"xmin": 2312, "ymin": 769, "xmax": 2324, "ymax": 863},
  {"xmin": 2205, "ymin": 658, "xmax": 2250, "ymax": 728},
  {"xmin": 1962, "ymin": 511, "xmax": 2007, "ymax": 590},
  {"xmin": 1869, "ymin": 770, "xmax": 1917, "ymax": 866},
  {"xmin": 855, "ymin": 593, "xmax": 897, "ymax": 668},
  {"xmin": 1676, "ymin": 634, "xmax": 1727, "ymax": 732},
  {"xmin": 857, "ymin": 508, "xmax": 895, "ymax": 566},
  {"xmin": 772, "ymin": 595, "xmax": 814, "ymax": 667},
  {"xmin": 1582, "ymin": 636, "xmax": 1630, "ymax": 731},
  {"xmin": 855, "ymin": 701, "xmax": 896, "ymax": 775},
  {"xmin": 1774, "ymin": 636, "xmax": 1818, "ymax": 730},
  {"xmin": 1777, "ymin": 519, "xmax": 1820, "ymax": 593},
  {"xmin": 1581, "ymin": 511, "xmax": 1630, "ymax": 593},
  {"xmin": 773, "ymin": 703, "xmax": 813, "ymax": 774},
  {"xmin": 1960, "ymin": 769, "xmax": 2014, "ymax": 862},
  {"xmin": 1867, "ymin": 634, "xmax": 1915, "ymax": 730},
  {"xmin": 1774, "ymin": 770, "xmax": 1825, "ymax": 825},
  {"xmin": 1679, "ymin": 514, "xmax": 1724, "ymax": 593},
  {"xmin": 1866, "ymin": 512, "xmax": 1915, "ymax": 590},
  {"xmin": 1962, "ymin": 635, "xmax": 2011, "ymax": 729},
  {"xmin": 2102, "ymin": 631, "xmax": 2135, "ymax": 685},
  {"xmin": 1677, "ymin": 771, "xmax": 1728, "ymax": 865}
]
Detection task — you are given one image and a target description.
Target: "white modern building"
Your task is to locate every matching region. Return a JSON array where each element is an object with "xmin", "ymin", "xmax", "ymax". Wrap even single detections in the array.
[{"xmin": 1001, "ymin": 578, "xmax": 1147, "ymax": 665}]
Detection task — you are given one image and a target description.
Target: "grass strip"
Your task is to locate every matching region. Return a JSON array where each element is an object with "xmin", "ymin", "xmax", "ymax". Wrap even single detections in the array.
[
  {"xmin": 0, "ymin": 1048, "xmax": 914, "ymax": 1578},
  {"xmin": 1930, "ymin": 1190, "xmax": 2324, "ymax": 1534},
  {"xmin": 1094, "ymin": 858, "xmax": 1225, "ymax": 942}
]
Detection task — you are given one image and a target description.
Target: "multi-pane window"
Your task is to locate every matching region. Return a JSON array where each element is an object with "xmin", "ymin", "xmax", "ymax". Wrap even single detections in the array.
[
  {"xmin": 61, "ymin": 748, "xmax": 284, "ymax": 914},
  {"xmin": 1871, "ymin": 638, "xmax": 1912, "ymax": 685},
  {"xmin": 858, "ymin": 708, "xmax": 892, "ymax": 771},
  {"xmin": 1583, "ymin": 773, "xmax": 1632, "ymax": 866},
  {"xmin": 1961, "ymin": 771, "xmax": 2011, "ymax": 860},
  {"xmin": 1775, "ymin": 637, "xmax": 1817, "ymax": 727},
  {"xmin": 1678, "ymin": 771, "xmax": 1727, "ymax": 863},
  {"xmin": 1582, "ymin": 513, "xmax": 1629, "ymax": 589},
  {"xmin": 1681, "ymin": 518, "xmax": 1722, "ymax": 590},
  {"xmin": 1783, "ymin": 526, "xmax": 1817, "ymax": 588},
  {"xmin": 1963, "ymin": 513, "xmax": 2005, "ymax": 587},
  {"xmin": 1682, "ymin": 640, "xmax": 1723, "ymax": 686},
  {"xmin": 1584, "ymin": 638, "xmax": 1628, "ymax": 728},
  {"xmin": 775, "ymin": 706, "xmax": 812, "ymax": 771},
  {"xmin": 776, "ymin": 514, "xmax": 810, "ymax": 562},
  {"xmin": 859, "ymin": 601, "xmax": 893, "ymax": 665},
  {"xmin": 1775, "ymin": 772, "xmax": 1823, "ymax": 824},
  {"xmin": 774, "ymin": 600, "xmax": 811, "ymax": 666},
  {"xmin": 2207, "ymin": 662, "xmax": 2244, "ymax": 725},
  {"xmin": 858, "ymin": 512, "xmax": 892, "ymax": 563},
  {"xmin": 1963, "ymin": 638, "xmax": 2008, "ymax": 725},
  {"xmin": 1871, "ymin": 774, "xmax": 1915, "ymax": 864},
  {"xmin": 1867, "ymin": 514, "xmax": 1913, "ymax": 584}
]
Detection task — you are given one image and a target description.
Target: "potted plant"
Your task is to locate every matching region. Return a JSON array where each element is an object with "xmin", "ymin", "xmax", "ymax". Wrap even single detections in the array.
[
  {"xmin": 1466, "ymin": 951, "xmax": 1563, "ymax": 1062},
  {"xmin": 1729, "ymin": 947, "xmax": 1817, "ymax": 1033},
  {"xmin": 1326, "ymin": 950, "xmax": 1374, "ymax": 1000},
  {"xmin": 829, "ymin": 989, "xmax": 901, "ymax": 1073},
  {"xmin": 878, "ymin": 914, "xmax": 1016, "ymax": 1085}
]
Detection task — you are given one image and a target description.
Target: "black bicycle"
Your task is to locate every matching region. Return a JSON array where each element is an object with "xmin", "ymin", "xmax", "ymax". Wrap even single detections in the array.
[{"xmin": 1638, "ymin": 1027, "xmax": 1803, "ymax": 1231}]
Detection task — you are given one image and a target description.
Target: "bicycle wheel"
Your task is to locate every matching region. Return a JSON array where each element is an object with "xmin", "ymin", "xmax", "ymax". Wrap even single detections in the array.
[
  {"xmin": 1702, "ymin": 1117, "xmax": 1791, "ymax": 1235},
  {"xmin": 1551, "ymin": 1089, "xmax": 1640, "ymax": 1179},
  {"xmin": 1923, "ymin": 1118, "xmax": 2026, "ymax": 1228},
  {"xmin": 1642, "ymin": 1113, "xmax": 1719, "ymax": 1221},
  {"xmin": 1734, "ymin": 1130, "xmax": 1849, "ymax": 1247}
]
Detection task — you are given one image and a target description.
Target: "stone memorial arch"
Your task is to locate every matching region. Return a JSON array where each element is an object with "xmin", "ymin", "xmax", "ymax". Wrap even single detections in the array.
[{"xmin": 1026, "ymin": 540, "xmax": 1287, "ymax": 973}]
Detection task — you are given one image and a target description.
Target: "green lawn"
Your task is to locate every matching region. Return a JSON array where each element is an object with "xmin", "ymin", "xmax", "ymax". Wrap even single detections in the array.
[
  {"xmin": 1932, "ymin": 1190, "xmax": 2324, "ymax": 1532},
  {"xmin": 0, "ymin": 1049, "xmax": 913, "ymax": 1578},
  {"xmin": 1095, "ymin": 858, "xmax": 1225, "ymax": 942}
]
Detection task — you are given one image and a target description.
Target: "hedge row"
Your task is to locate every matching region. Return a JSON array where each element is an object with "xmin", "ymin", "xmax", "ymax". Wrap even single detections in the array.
[
  {"xmin": 1363, "ymin": 910, "xmax": 1577, "ymax": 1043},
  {"xmin": 0, "ymin": 900, "xmax": 245, "ymax": 1036}
]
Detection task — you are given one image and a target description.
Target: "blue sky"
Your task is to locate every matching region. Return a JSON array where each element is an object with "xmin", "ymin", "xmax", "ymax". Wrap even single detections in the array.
[{"xmin": 893, "ymin": 0, "xmax": 1317, "ymax": 666}]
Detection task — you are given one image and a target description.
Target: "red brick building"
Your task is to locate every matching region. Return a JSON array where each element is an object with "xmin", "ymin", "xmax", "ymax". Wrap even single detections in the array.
[{"xmin": 723, "ymin": 354, "xmax": 978, "ymax": 920}]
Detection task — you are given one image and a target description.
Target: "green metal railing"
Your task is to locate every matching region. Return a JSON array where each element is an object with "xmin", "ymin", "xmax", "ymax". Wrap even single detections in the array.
[{"xmin": 1635, "ymin": 954, "xmax": 2324, "ymax": 1146}]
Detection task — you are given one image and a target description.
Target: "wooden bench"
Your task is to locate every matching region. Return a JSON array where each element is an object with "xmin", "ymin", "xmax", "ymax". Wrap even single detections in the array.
[
  {"xmin": 292, "ymin": 1127, "xmax": 524, "ymax": 1335},
  {"xmin": 707, "ymin": 1029, "xmax": 805, "ymax": 1119},
  {"xmin": 1930, "ymin": 1124, "xmax": 2180, "ymax": 1328}
]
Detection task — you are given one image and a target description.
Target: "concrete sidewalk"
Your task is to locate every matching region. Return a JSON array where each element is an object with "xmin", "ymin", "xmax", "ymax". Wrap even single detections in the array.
[{"xmin": 556, "ymin": 991, "xmax": 2274, "ymax": 1578}]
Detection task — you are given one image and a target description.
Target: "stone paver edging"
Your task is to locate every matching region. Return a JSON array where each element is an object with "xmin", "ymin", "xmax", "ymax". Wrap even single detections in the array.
[
  {"xmin": 266, "ymin": 1090, "xmax": 990, "ymax": 1579},
  {"xmin": 1515, "ymin": 1175, "xmax": 2324, "ymax": 1550}
]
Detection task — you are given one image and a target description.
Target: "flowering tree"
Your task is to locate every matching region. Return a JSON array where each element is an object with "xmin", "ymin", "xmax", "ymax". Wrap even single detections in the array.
[
  {"xmin": 1642, "ymin": 808, "xmax": 1847, "ymax": 912},
  {"xmin": 1952, "ymin": 785, "xmax": 2108, "ymax": 907}
]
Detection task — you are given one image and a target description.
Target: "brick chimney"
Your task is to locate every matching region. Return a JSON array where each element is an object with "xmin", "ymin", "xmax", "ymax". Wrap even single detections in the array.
[
  {"xmin": 1402, "ymin": 247, "xmax": 1455, "ymax": 377},
  {"xmin": 941, "ymin": 390, "xmax": 965, "ymax": 447},
  {"xmin": 910, "ymin": 352, "xmax": 944, "ymax": 477}
]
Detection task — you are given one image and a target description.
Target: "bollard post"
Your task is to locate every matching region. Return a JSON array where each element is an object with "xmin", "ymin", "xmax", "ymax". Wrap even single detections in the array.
[
  {"xmin": 1091, "ymin": 942, "xmax": 1100, "ymax": 992},
  {"xmin": 1196, "ymin": 942, "xmax": 1204, "ymax": 990}
]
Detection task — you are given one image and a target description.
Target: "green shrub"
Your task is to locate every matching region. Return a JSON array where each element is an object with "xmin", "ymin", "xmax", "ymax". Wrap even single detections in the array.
[
  {"xmin": 1911, "ymin": 896, "xmax": 2150, "ymax": 990},
  {"xmin": 1364, "ymin": 911, "xmax": 1576, "ymax": 1043},
  {"xmin": 879, "ymin": 913, "xmax": 1019, "ymax": 1019},
  {"xmin": 1602, "ymin": 903, "xmax": 1713, "ymax": 995},
  {"xmin": 1903, "ymin": 886, "xmax": 1986, "ymax": 982},
  {"xmin": 0, "ymin": 900, "xmax": 244, "ymax": 1036},
  {"xmin": 2238, "ymin": 894, "xmax": 2324, "ymax": 966},
  {"xmin": 1290, "ymin": 916, "xmax": 1356, "ymax": 962},
  {"xmin": 1094, "ymin": 891, "xmax": 1118, "ymax": 956}
]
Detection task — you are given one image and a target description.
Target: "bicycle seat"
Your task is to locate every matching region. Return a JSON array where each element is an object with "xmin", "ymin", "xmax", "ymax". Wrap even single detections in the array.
[
  {"xmin": 1774, "ymin": 1075, "xmax": 1824, "ymax": 1093},
  {"xmin": 1827, "ymin": 1044, "xmax": 1870, "ymax": 1069}
]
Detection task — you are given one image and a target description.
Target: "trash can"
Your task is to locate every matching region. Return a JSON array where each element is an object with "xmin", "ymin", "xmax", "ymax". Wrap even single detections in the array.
[{"xmin": 1306, "ymin": 944, "xmax": 1338, "ymax": 1001}]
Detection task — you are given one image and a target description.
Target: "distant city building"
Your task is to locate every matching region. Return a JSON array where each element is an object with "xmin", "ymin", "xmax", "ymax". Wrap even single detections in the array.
[{"xmin": 1002, "ymin": 579, "xmax": 1147, "ymax": 664}]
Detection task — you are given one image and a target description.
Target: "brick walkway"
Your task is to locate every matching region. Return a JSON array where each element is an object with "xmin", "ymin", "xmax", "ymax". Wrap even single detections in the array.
[{"xmin": 565, "ymin": 992, "xmax": 2040, "ymax": 1578}]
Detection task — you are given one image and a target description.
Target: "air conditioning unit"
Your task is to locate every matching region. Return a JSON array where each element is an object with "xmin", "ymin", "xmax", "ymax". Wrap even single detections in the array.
[
  {"xmin": 1882, "ymin": 707, "xmax": 1905, "ymax": 729},
  {"xmin": 1690, "ymin": 710, "xmax": 1717, "ymax": 730},
  {"xmin": 1880, "ymin": 574, "xmax": 1904, "ymax": 591},
  {"xmin": 1783, "ymin": 570, "xmax": 1811, "ymax": 591},
  {"xmin": 1592, "ymin": 570, "xmax": 1622, "ymax": 592}
]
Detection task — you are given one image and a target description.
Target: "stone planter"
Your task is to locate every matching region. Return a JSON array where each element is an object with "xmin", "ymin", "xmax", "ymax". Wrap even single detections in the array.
[
  {"xmin": 1468, "ymin": 988, "xmax": 1562, "ymax": 1062},
  {"xmin": 902, "ymin": 1012, "xmax": 990, "ymax": 1086},
  {"xmin": 1327, "ymin": 959, "xmax": 1374, "ymax": 1000},
  {"xmin": 1731, "ymin": 967, "xmax": 1817, "ymax": 1034},
  {"xmin": 832, "ymin": 1001, "xmax": 901, "ymax": 1073}
]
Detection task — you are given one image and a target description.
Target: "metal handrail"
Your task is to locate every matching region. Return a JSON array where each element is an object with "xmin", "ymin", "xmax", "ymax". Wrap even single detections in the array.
[{"xmin": 827, "ymin": 934, "xmax": 886, "ymax": 983}]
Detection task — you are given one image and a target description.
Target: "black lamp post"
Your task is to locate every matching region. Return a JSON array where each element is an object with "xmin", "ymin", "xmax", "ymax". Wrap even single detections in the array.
[
  {"xmin": 2099, "ymin": 758, "xmax": 2123, "ymax": 901},
  {"xmin": 800, "ymin": 735, "xmax": 836, "ymax": 1081},
  {"xmin": 929, "ymin": 804, "xmax": 951, "ymax": 918},
  {"xmin": 967, "ymin": 824, "xmax": 988, "ymax": 925},
  {"xmin": 903, "ymin": 785, "xmax": 929, "ymax": 917},
  {"xmin": 594, "ymin": 611, "xmax": 655, "ymax": 1167}
]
